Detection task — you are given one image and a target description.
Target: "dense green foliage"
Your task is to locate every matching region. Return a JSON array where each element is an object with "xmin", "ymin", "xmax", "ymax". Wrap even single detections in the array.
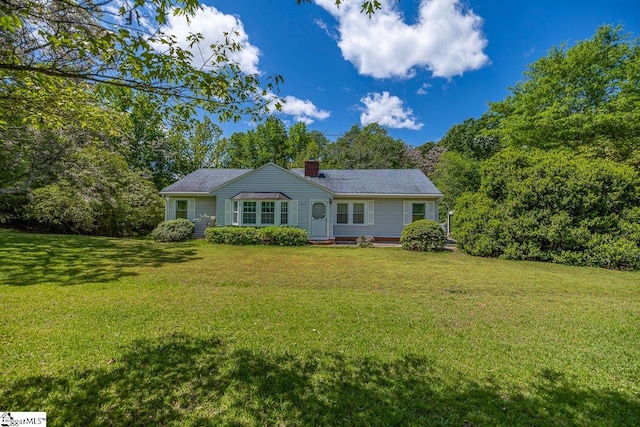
[
  {"xmin": 205, "ymin": 226, "xmax": 309, "ymax": 246},
  {"xmin": 438, "ymin": 113, "xmax": 501, "ymax": 161},
  {"xmin": 489, "ymin": 25, "xmax": 640, "ymax": 169},
  {"xmin": 26, "ymin": 148, "xmax": 163, "ymax": 236},
  {"xmin": 435, "ymin": 25, "xmax": 640, "ymax": 269},
  {"xmin": 454, "ymin": 149, "xmax": 640, "ymax": 269},
  {"xmin": 430, "ymin": 151, "xmax": 481, "ymax": 217},
  {"xmin": 0, "ymin": 0, "xmax": 269, "ymax": 232},
  {"xmin": 400, "ymin": 219, "xmax": 447, "ymax": 252},
  {"xmin": 219, "ymin": 118, "xmax": 324, "ymax": 169},
  {"xmin": 151, "ymin": 219, "xmax": 196, "ymax": 243},
  {"xmin": 219, "ymin": 121, "xmax": 423, "ymax": 171},
  {"xmin": 0, "ymin": 0, "xmax": 276, "ymax": 126},
  {"xmin": 323, "ymin": 123, "xmax": 411, "ymax": 169}
]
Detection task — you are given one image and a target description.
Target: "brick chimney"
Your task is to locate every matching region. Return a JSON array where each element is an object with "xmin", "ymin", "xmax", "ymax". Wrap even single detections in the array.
[{"xmin": 304, "ymin": 159, "xmax": 320, "ymax": 177}]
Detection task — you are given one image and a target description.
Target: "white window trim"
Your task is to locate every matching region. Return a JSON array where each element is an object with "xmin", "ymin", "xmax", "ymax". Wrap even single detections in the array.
[
  {"xmin": 279, "ymin": 201, "xmax": 290, "ymax": 226},
  {"xmin": 227, "ymin": 200, "xmax": 296, "ymax": 227},
  {"xmin": 334, "ymin": 200, "xmax": 374, "ymax": 226},
  {"xmin": 166, "ymin": 198, "xmax": 195, "ymax": 221},
  {"xmin": 403, "ymin": 200, "xmax": 436, "ymax": 225}
]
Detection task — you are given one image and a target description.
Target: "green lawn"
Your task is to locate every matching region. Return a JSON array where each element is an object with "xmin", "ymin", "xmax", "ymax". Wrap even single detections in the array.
[{"xmin": 1, "ymin": 230, "xmax": 639, "ymax": 426}]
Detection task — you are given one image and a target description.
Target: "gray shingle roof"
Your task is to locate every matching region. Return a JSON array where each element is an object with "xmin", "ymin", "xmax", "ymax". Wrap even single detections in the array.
[
  {"xmin": 161, "ymin": 166, "xmax": 441, "ymax": 196},
  {"xmin": 160, "ymin": 168, "xmax": 250, "ymax": 193},
  {"xmin": 291, "ymin": 168, "xmax": 441, "ymax": 195}
]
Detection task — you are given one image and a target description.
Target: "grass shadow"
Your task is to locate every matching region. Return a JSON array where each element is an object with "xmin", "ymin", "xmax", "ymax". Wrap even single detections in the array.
[
  {"xmin": 0, "ymin": 232, "xmax": 200, "ymax": 286},
  {"xmin": 1, "ymin": 333, "xmax": 638, "ymax": 426}
]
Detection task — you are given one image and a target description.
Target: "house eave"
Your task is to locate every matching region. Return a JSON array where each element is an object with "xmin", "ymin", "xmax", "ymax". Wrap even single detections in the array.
[
  {"xmin": 333, "ymin": 193, "xmax": 443, "ymax": 199},
  {"xmin": 160, "ymin": 191, "xmax": 212, "ymax": 197}
]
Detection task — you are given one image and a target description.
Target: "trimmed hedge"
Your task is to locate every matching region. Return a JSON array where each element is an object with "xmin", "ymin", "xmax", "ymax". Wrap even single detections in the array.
[
  {"xmin": 400, "ymin": 219, "xmax": 447, "ymax": 252},
  {"xmin": 151, "ymin": 219, "xmax": 194, "ymax": 242},
  {"xmin": 205, "ymin": 226, "xmax": 309, "ymax": 246}
]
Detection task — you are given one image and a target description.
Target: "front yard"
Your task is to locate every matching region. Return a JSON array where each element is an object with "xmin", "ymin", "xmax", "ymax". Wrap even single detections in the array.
[{"xmin": 1, "ymin": 230, "xmax": 639, "ymax": 425}]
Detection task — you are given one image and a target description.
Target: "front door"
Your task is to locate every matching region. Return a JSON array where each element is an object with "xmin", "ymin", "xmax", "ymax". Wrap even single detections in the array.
[{"xmin": 310, "ymin": 201, "xmax": 328, "ymax": 239}]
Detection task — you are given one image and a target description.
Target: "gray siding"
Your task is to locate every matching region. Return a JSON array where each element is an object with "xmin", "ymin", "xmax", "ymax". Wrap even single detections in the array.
[
  {"xmin": 164, "ymin": 196, "xmax": 216, "ymax": 237},
  {"xmin": 333, "ymin": 198, "xmax": 440, "ymax": 238},
  {"xmin": 213, "ymin": 164, "xmax": 332, "ymax": 234},
  {"xmin": 193, "ymin": 196, "xmax": 217, "ymax": 237}
]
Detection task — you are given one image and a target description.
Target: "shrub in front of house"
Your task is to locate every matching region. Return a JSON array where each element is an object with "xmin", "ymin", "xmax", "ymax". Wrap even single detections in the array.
[
  {"xmin": 151, "ymin": 219, "xmax": 195, "ymax": 242},
  {"xmin": 205, "ymin": 226, "xmax": 260, "ymax": 245},
  {"xmin": 400, "ymin": 219, "xmax": 447, "ymax": 252},
  {"xmin": 267, "ymin": 226, "xmax": 309, "ymax": 246},
  {"xmin": 205, "ymin": 226, "xmax": 309, "ymax": 246},
  {"xmin": 356, "ymin": 235, "xmax": 375, "ymax": 248}
]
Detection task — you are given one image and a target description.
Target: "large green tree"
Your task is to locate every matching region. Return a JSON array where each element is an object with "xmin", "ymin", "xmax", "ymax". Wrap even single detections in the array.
[
  {"xmin": 324, "ymin": 123, "xmax": 411, "ymax": 169},
  {"xmin": 430, "ymin": 151, "xmax": 481, "ymax": 218},
  {"xmin": 26, "ymin": 147, "xmax": 163, "ymax": 236},
  {"xmin": 108, "ymin": 91, "xmax": 175, "ymax": 190},
  {"xmin": 220, "ymin": 118, "xmax": 326, "ymax": 169},
  {"xmin": 0, "ymin": 79, "xmax": 127, "ymax": 195},
  {"xmin": 438, "ymin": 113, "xmax": 501, "ymax": 161},
  {"xmin": 489, "ymin": 25, "xmax": 640, "ymax": 167},
  {"xmin": 0, "ymin": 0, "xmax": 279, "ymax": 123},
  {"xmin": 170, "ymin": 117, "xmax": 225, "ymax": 176}
]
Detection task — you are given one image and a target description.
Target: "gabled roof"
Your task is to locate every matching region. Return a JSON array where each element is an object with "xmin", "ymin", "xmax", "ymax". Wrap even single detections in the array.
[
  {"xmin": 208, "ymin": 162, "xmax": 332, "ymax": 194},
  {"xmin": 161, "ymin": 164, "xmax": 442, "ymax": 197},
  {"xmin": 160, "ymin": 168, "xmax": 249, "ymax": 194},
  {"xmin": 291, "ymin": 168, "xmax": 441, "ymax": 196}
]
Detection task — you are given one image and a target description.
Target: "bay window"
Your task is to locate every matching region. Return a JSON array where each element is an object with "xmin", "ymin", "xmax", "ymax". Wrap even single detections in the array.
[
  {"xmin": 227, "ymin": 198, "xmax": 295, "ymax": 226},
  {"xmin": 242, "ymin": 201, "xmax": 257, "ymax": 224},
  {"xmin": 261, "ymin": 201, "xmax": 275, "ymax": 225},
  {"xmin": 280, "ymin": 202, "xmax": 289, "ymax": 225}
]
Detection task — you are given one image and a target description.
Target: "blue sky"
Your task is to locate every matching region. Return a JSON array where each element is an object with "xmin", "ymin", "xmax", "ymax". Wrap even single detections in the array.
[{"xmin": 161, "ymin": 0, "xmax": 640, "ymax": 146}]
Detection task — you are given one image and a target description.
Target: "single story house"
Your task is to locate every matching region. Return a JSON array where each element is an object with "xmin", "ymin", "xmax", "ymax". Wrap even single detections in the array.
[{"xmin": 160, "ymin": 161, "xmax": 442, "ymax": 242}]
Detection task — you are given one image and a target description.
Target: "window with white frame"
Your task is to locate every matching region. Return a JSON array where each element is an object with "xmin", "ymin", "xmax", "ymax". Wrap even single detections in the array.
[
  {"xmin": 403, "ymin": 200, "xmax": 436, "ymax": 225},
  {"xmin": 336, "ymin": 203, "xmax": 348, "ymax": 224},
  {"xmin": 229, "ymin": 200, "xmax": 295, "ymax": 226},
  {"xmin": 261, "ymin": 201, "xmax": 275, "ymax": 225},
  {"xmin": 280, "ymin": 202, "xmax": 289, "ymax": 225},
  {"xmin": 233, "ymin": 201, "xmax": 239, "ymax": 224},
  {"xmin": 242, "ymin": 201, "xmax": 257, "ymax": 224},
  {"xmin": 175, "ymin": 200, "xmax": 188, "ymax": 219},
  {"xmin": 412, "ymin": 203, "xmax": 426, "ymax": 222},
  {"xmin": 352, "ymin": 203, "xmax": 365, "ymax": 224},
  {"xmin": 334, "ymin": 201, "xmax": 373, "ymax": 226}
]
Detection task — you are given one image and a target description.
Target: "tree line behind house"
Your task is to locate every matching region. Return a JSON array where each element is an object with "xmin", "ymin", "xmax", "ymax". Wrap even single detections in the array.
[{"xmin": 1, "ymin": 3, "xmax": 639, "ymax": 269}]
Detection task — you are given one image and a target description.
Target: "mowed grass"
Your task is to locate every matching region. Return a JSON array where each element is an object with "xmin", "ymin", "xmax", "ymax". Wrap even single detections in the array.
[{"xmin": 1, "ymin": 230, "xmax": 639, "ymax": 426}]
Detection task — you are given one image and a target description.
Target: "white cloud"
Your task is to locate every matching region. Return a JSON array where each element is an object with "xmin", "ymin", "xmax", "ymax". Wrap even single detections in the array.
[
  {"xmin": 268, "ymin": 94, "xmax": 331, "ymax": 125},
  {"xmin": 155, "ymin": 5, "xmax": 261, "ymax": 75},
  {"xmin": 417, "ymin": 83, "xmax": 432, "ymax": 95},
  {"xmin": 360, "ymin": 91, "xmax": 423, "ymax": 130},
  {"xmin": 315, "ymin": 0, "xmax": 489, "ymax": 79}
]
